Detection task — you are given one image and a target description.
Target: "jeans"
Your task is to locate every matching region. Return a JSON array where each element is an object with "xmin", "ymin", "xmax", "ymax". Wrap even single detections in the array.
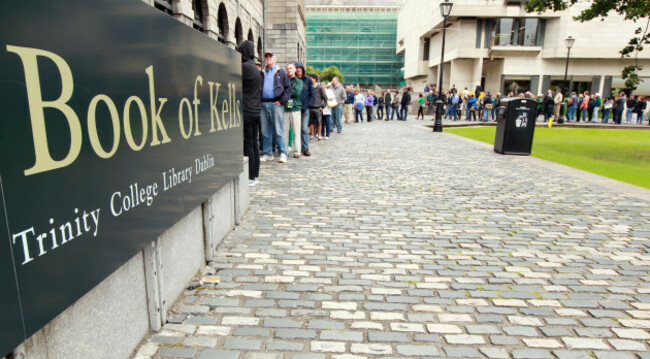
[
  {"xmin": 377, "ymin": 105, "xmax": 384, "ymax": 120},
  {"xmin": 355, "ymin": 108, "xmax": 364, "ymax": 122},
  {"xmin": 392, "ymin": 105, "xmax": 399, "ymax": 119},
  {"xmin": 450, "ymin": 104, "xmax": 458, "ymax": 120},
  {"xmin": 400, "ymin": 105, "xmax": 408, "ymax": 120},
  {"xmin": 638, "ymin": 112, "xmax": 644, "ymax": 124},
  {"xmin": 260, "ymin": 102, "xmax": 286, "ymax": 155},
  {"xmin": 332, "ymin": 104, "xmax": 343, "ymax": 131},
  {"xmin": 385, "ymin": 106, "xmax": 391, "ymax": 120},
  {"xmin": 567, "ymin": 106, "xmax": 577, "ymax": 121},
  {"xmin": 626, "ymin": 108, "xmax": 634, "ymax": 123},
  {"xmin": 371, "ymin": 105, "xmax": 377, "ymax": 120},
  {"xmin": 321, "ymin": 114, "xmax": 332, "ymax": 137},
  {"xmin": 300, "ymin": 109, "xmax": 310, "ymax": 152},
  {"xmin": 491, "ymin": 107, "xmax": 496, "ymax": 121},
  {"xmin": 602, "ymin": 109, "xmax": 610, "ymax": 123},
  {"xmin": 243, "ymin": 114, "xmax": 260, "ymax": 180},
  {"xmin": 482, "ymin": 108, "xmax": 490, "ymax": 122},
  {"xmin": 581, "ymin": 107, "xmax": 588, "ymax": 121},
  {"xmin": 544, "ymin": 111, "xmax": 551, "ymax": 122}
]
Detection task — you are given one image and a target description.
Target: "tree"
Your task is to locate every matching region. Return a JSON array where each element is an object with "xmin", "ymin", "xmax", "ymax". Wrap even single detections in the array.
[
  {"xmin": 525, "ymin": 0, "xmax": 650, "ymax": 90},
  {"xmin": 305, "ymin": 65, "xmax": 345, "ymax": 84}
]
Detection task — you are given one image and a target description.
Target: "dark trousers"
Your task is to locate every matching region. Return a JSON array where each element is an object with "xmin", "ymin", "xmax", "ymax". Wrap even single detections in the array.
[
  {"xmin": 366, "ymin": 106, "xmax": 373, "ymax": 122},
  {"xmin": 244, "ymin": 114, "xmax": 260, "ymax": 180},
  {"xmin": 391, "ymin": 105, "xmax": 399, "ymax": 119},
  {"xmin": 614, "ymin": 109, "xmax": 623, "ymax": 124},
  {"xmin": 355, "ymin": 108, "xmax": 364, "ymax": 122},
  {"xmin": 377, "ymin": 105, "xmax": 385, "ymax": 119}
]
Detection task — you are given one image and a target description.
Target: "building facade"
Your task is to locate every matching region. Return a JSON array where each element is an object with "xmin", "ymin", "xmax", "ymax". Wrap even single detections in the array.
[
  {"xmin": 265, "ymin": 0, "xmax": 308, "ymax": 66},
  {"xmin": 306, "ymin": 0, "xmax": 404, "ymax": 87},
  {"xmin": 397, "ymin": 0, "xmax": 650, "ymax": 96}
]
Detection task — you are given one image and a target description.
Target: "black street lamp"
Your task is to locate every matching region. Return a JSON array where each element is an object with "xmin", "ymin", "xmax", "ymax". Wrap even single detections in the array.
[
  {"xmin": 561, "ymin": 35, "xmax": 575, "ymax": 124},
  {"xmin": 434, "ymin": 0, "xmax": 453, "ymax": 132}
]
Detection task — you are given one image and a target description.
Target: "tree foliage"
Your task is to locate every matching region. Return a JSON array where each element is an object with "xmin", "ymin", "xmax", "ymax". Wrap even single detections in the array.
[
  {"xmin": 305, "ymin": 65, "xmax": 345, "ymax": 84},
  {"xmin": 525, "ymin": 0, "xmax": 650, "ymax": 90}
]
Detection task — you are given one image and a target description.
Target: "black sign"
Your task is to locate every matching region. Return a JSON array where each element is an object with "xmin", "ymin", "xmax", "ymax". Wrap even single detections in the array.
[{"xmin": 0, "ymin": 0, "xmax": 243, "ymax": 353}]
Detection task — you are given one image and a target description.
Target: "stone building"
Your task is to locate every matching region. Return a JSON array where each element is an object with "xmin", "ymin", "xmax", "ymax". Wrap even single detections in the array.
[
  {"xmin": 265, "ymin": 0, "xmax": 308, "ymax": 66},
  {"xmin": 397, "ymin": 0, "xmax": 650, "ymax": 96},
  {"xmin": 142, "ymin": 0, "xmax": 264, "ymax": 59}
]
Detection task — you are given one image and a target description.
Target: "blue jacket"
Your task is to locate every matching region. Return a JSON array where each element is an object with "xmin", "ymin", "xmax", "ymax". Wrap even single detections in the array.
[
  {"xmin": 261, "ymin": 66, "xmax": 291, "ymax": 105},
  {"xmin": 467, "ymin": 97, "xmax": 477, "ymax": 109},
  {"xmin": 345, "ymin": 92, "xmax": 355, "ymax": 104},
  {"xmin": 295, "ymin": 62, "xmax": 315, "ymax": 112}
]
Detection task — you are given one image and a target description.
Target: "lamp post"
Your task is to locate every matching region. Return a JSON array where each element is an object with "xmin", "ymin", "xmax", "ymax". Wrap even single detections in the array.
[
  {"xmin": 561, "ymin": 36, "xmax": 575, "ymax": 124},
  {"xmin": 434, "ymin": 0, "xmax": 453, "ymax": 132}
]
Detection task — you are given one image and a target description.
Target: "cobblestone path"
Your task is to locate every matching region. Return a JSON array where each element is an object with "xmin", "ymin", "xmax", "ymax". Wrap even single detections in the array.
[{"xmin": 134, "ymin": 120, "xmax": 650, "ymax": 359}]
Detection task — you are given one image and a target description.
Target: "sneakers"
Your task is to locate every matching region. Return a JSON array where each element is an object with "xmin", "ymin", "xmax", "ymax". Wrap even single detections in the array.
[
  {"xmin": 260, "ymin": 154, "xmax": 273, "ymax": 162},
  {"xmin": 249, "ymin": 178, "xmax": 259, "ymax": 186},
  {"xmin": 278, "ymin": 154, "xmax": 287, "ymax": 163},
  {"xmin": 323, "ymin": 137, "xmax": 329, "ymax": 140}
]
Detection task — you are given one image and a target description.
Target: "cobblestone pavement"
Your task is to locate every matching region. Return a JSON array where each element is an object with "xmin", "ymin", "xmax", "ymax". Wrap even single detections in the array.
[{"xmin": 134, "ymin": 118, "xmax": 650, "ymax": 359}]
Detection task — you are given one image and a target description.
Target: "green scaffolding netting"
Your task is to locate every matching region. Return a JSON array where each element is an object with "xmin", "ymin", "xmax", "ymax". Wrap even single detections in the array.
[{"xmin": 306, "ymin": 11, "xmax": 404, "ymax": 87}]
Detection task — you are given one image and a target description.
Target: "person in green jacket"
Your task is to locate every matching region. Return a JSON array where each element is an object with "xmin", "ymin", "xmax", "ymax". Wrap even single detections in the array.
[
  {"xmin": 284, "ymin": 63, "xmax": 303, "ymax": 158},
  {"xmin": 592, "ymin": 93, "xmax": 602, "ymax": 123},
  {"xmin": 384, "ymin": 90, "xmax": 393, "ymax": 121}
]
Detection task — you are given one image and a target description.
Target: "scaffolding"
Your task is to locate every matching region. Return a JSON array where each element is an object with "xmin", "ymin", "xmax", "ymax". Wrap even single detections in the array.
[{"xmin": 306, "ymin": 11, "xmax": 404, "ymax": 87}]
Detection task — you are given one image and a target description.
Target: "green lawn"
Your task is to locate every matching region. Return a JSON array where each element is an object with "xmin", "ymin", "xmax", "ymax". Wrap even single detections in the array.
[{"xmin": 446, "ymin": 127, "xmax": 650, "ymax": 189}]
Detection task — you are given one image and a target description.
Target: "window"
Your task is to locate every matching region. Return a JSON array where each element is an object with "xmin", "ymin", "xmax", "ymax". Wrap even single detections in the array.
[
  {"xmin": 217, "ymin": 4, "xmax": 229, "ymax": 45},
  {"xmin": 154, "ymin": 0, "xmax": 173, "ymax": 15},
  {"xmin": 192, "ymin": 0, "xmax": 204, "ymax": 32},
  {"xmin": 491, "ymin": 18, "xmax": 545, "ymax": 47},
  {"xmin": 423, "ymin": 38, "xmax": 430, "ymax": 61}
]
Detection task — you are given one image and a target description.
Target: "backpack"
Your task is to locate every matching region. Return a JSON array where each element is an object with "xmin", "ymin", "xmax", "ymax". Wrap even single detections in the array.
[{"xmin": 355, "ymin": 102, "xmax": 363, "ymax": 111}]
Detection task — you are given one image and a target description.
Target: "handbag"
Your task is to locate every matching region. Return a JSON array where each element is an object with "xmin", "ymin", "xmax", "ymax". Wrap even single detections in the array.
[
  {"xmin": 485, "ymin": 103, "xmax": 493, "ymax": 110},
  {"xmin": 425, "ymin": 101, "xmax": 430, "ymax": 106},
  {"xmin": 327, "ymin": 99, "xmax": 338, "ymax": 108}
]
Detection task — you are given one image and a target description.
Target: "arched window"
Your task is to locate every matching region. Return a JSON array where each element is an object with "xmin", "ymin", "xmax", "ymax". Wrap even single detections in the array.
[
  {"xmin": 248, "ymin": 29, "xmax": 254, "ymax": 42},
  {"xmin": 217, "ymin": 3, "xmax": 229, "ymax": 45},
  {"xmin": 257, "ymin": 37, "xmax": 263, "ymax": 60},
  {"xmin": 235, "ymin": 18, "xmax": 243, "ymax": 46},
  {"xmin": 192, "ymin": 0, "xmax": 205, "ymax": 32},
  {"xmin": 154, "ymin": 0, "xmax": 173, "ymax": 15}
]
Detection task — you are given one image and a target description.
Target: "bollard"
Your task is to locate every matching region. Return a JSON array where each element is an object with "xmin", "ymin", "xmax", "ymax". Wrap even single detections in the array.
[{"xmin": 433, "ymin": 99, "xmax": 444, "ymax": 132}]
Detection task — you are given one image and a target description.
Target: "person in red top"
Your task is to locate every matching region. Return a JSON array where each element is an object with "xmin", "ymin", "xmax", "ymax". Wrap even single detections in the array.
[{"xmin": 580, "ymin": 91, "xmax": 591, "ymax": 122}]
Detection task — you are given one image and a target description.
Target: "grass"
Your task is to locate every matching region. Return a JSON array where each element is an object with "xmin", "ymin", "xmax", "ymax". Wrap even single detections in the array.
[{"xmin": 445, "ymin": 126, "xmax": 650, "ymax": 189}]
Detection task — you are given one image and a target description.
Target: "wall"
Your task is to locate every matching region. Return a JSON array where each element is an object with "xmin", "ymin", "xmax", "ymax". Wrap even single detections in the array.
[{"xmin": 14, "ymin": 172, "xmax": 249, "ymax": 359}]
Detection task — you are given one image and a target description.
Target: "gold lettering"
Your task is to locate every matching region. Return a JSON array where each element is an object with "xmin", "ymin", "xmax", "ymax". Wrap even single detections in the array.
[
  {"xmin": 178, "ymin": 98, "xmax": 193, "ymax": 139},
  {"xmin": 123, "ymin": 95, "xmax": 148, "ymax": 151},
  {"xmin": 221, "ymin": 99, "xmax": 229, "ymax": 130},
  {"xmin": 207, "ymin": 81, "xmax": 222, "ymax": 132},
  {"xmin": 145, "ymin": 65, "xmax": 171, "ymax": 146},
  {"xmin": 6, "ymin": 45, "xmax": 82, "ymax": 175},
  {"xmin": 87, "ymin": 94, "xmax": 120, "ymax": 158},
  {"xmin": 193, "ymin": 76, "xmax": 202, "ymax": 136}
]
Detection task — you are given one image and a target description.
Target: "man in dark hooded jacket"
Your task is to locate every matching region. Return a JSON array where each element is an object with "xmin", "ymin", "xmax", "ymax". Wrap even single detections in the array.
[
  {"xmin": 237, "ymin": 40, "xmax": 262, "ymax": 186},
  {"xmin": 295, "ymin": 62, "xmax": 315, "ymax": 156}
]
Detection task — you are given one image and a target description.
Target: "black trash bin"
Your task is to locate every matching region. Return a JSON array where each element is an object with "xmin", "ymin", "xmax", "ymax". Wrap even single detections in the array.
[{"xmin": 494, "ymin": 97, "xmax": 537, "ymax": 155}]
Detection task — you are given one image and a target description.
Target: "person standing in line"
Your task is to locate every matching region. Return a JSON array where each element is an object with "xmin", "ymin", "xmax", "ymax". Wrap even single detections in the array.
[
  {"xmin": 416, "ymin": 94, "xmax": 425, "ymax": 120},
  {"xmin": 543, "ymin": 90, "xmax": 554, "ymax": 122},
  {"xmin": 331, "ymin": 77, "xmax": 346, "ymax": 133},
  {"xmin": 260, "ymin": 52, "xmax": 291, "ymax": 163},
  {"xmin": 391, "ymin": 90, "xmax": 401, "ymax": 120},
  {"xmin": 321, "ymin": 82, "xmax": 335, "ymax": 139},
  {"xmin": 371, "ymin": 91, "xmax": 378, "ymax": 120},
  {"xmin": 592, "ymin": 93, "xmax": 602, "ymax": 123},
  {"xmin": 450, "ymin": 89, "xmax": 460, "ymax": 121},
  {"xmin": 384, "ymin": 90, "xmax": 393, "ymax": 121},
  {"xmin": 553, "ymin": 89, "xmax": 563, "ymax": 123},
  {"xmin": 482, "ymin": 91, "xmax": 493, "ymax": 122},
  {"xmin": 400, "ymin": 88, "xmax": 411, "ymax": 121},
  {"xmin": 466, "ymin": 93, "xmax": 477, "ymax": 121},
  {"xmin": 566, "ymin": 92, "xmax": 578, "ymax": 122},
  {"xmin": 377, "ymin": 91, "xmax": 385, "ymax": 120},
  {"xmin": 237, "ymin": 40, "xmax": 262, "ymax": 186},
  {"xmin": 364, "ymin": 90, "xmax": 374, "ymax": 122},
  {"xmin": 294, "ymin": 63, "xmax": 315, "ymax": 156},
  {"xmin": 579, "ymin": 91, "xmax": 591, "ymax": 122},
  {"xmin": 634, "ymin": 95, "xmax": 646, "ymax": 124},
  {"xmin": 308, "ymin": 73, "xmax": 326, "ymax": 140},
  {"xmin": 354, "ymin": 89, "xmax": 365, "ymax": 122},
  {"xmin": 614, "ymin": 92, "xmax": 626, "ymax": 124},
  {"xmin": 602, "ymin": 97, "xmax": 613, "ymax": 123},
  {"xmin": 344, "ymin": 85, "xmax": 355, "ymax": 124},
  {"xmin": 626, "ymin": 94, "xmax": 637, "ymax": 124},
  {"xmin": 284, "ymin": 63, "xmax": 303, "ymax": 158}
]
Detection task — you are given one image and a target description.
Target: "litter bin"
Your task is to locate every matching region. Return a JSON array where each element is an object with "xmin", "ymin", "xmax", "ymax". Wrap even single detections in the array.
[{"xmin": 494, "ymin": 97, "xmax": 537, "ymax": 155}]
